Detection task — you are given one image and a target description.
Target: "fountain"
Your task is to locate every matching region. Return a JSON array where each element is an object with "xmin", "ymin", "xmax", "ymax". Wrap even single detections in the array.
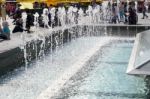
[
  {"xmin": 72, "ymin": 6, "xmax": 78, "ymax": 24},
  {"xmin": 49, "ymin": 7, "xmax": 56, "ymax": 28},
  {"xmin": 42, "ymin": 8, "xmax": 50, "ymax": 29},
  {"xmin": 78, "ymin": 8, "xmax": 84, "ymax": 25},
  {"xmin": 67, "ymin": 6, "xmax": 73, "ymax": 25},
  {"xmin": 86, "ymin": 5, "xmax": 93, "ymax": 24},
  {"xmin": 0, "ymin": 1, "xmax": 150, "ymax": 99},
  {"xmin": 21, "ymin": 11, "xmax": 28, "ymax": 70},
  {"xmin": 34, "ymin": 12, "xmax": 39, "ymax": 27}
]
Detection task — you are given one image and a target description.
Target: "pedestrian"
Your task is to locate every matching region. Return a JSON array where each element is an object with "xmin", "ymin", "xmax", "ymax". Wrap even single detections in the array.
[
  {"xmin": 142, "ymin": 5, "xmax": 148, "ymax": 19},
  {"xmin": 124, "ymin": 3, "xmax": 128, "ymax": 24},
  {"xmin": 1, "ymin": 4, "xmax": 6, "ymax": 21},
  {"xmin": 26, "ymin": 9, "xmax": 32, "ymax": 33},
  {"xmin": 128, "ymin": 6, "xmax": 137, "ymax": 24},
  {"xmin": 112, "ymin": 3, "xmax": 118, "ymax": 24},
  {"xmin": 119, "ymin": 2, "xmax": 125, "ymax": 22},
  {"xmin": 12, "ymin": 17, "xmax": 23, "ymax": 33}
]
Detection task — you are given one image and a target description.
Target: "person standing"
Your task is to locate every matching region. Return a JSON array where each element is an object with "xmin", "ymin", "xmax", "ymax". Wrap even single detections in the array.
[
  {"xmin": 119, "ymin": 2, "xmax": 125, "ymax": 22},
  {"xmin": 112, "ymin": 3, "xmax": 118, "ymax": 24},
  {"xmin": 26, "ymin": 10, "xmax": 32, "ymax": 33},
  {"xmin": 128, "ymin": 5, "xmax": 137, "ymax": 24},
  {"xmin": 124, "ymin": 3, "xmax": 128, "ymax": 24},
  {"xmin": 1, "ymin": 4, "xmax": 6, "ymax": 21},
  {"xmin": 142, "ymin": 5, "xmax": 148, "ymax": 19}
]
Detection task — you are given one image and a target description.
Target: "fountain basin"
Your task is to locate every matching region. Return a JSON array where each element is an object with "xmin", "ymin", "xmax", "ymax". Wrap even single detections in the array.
[
  {"xmin": 50, "ymin": 40, "xmax": 149, "ymax": 99},
  {"xmin": 0, "ymin": 25, "xmax": 149, "ymax": 76},
  {"xmin": 0, "ymin": 25, "xmax": 149, "ymax": 99}
]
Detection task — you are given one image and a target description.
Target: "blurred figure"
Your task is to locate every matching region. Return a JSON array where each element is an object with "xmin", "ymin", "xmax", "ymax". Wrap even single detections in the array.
[
  {"xmin": 1, "ymin": 4, "xmax": 6, "ymax": 21},
  {"xmin": 42, "ymin": 8, "xmax": 50, "ymax": 28},
  {"xmin": 119, "ymin": 2, "xmax": 125, "ymax": 23},
  {"xmin": 124, "ymin": 3, "xmax": 128, "ymax": 24},
  {"xmin": 38, "ymin": 14, "xmax": 44, "ymax": 27},
  {"xmin": 112, "ymin": 3, "xmax": 118, "ymax": 24},
  {"xmin": 26, "ymin": 9, "xmax": 33, "ymax": 33},
  {"xmin": 128, "ymin": 5, "xmax": 137, "ymax": 24},
  {"xmin": 13, "ymin": 3, "xmax": 21, "ymax": 23},
  {"xmin": 49, "ymin": 7, "xmax": 56, "ymax": 27},
  {"xmin": 142, "ymin": 5, "xmax": 148, "ymax": 19},
  {"xmin": 0, "ymin": 21, "xmax": 10, "ymax": 40},
  {"xmin": 78, "ymin": 8, "xmax": 84, "ymax": 24},
  {"xmin": 106, "ymin": 1, "xmax": 112, "ymax": 23},
  {"xmin": 72, "ymin": 6, "xmax": 78, "ymax": 24},
  {"xmin": 12, "ymin": 17, "xmax": 23, "ymax": 33}
]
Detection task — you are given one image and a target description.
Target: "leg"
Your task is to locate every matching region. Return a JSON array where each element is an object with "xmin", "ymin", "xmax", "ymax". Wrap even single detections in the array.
[{"xmin": 142, "ymin": 12, "xmax": 145, "ymax": 19}]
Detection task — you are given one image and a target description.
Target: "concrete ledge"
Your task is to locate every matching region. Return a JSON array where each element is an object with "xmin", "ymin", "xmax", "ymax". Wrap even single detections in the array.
[
  {"xmin": 127, "ymin": 30, "xmax": 150, "ymax": 75},
  {"xmin": 0, "ymin": 25, "xmax": 149, "ymax": 76},
  {"xmin": 0, "ymin": 47, "xmax": 24, "ymax": 75},
  {"xmin": 126, "ymin": 33, "xmax": 141, "ymax": 74},
  {"xmin": 0, "ymin": 27, "xmax": 74, "ymax": 76}
]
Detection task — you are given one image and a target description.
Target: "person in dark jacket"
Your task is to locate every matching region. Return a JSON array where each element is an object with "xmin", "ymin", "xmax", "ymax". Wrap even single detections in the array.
[
  {"xmin": 124, "ymin": 4, "xmax": 128, "ymax": 23},
  {"xmin": 142, "ymin": 5, "xmax": 148, "ymax": 19},
  {"xmin": 12, "ymin": 17, "xmax": 23, "ymax": 33},
  {"xmin": 26, "ymin": 10, "xmax": 32, "ymax": 33},
  {"xmin": 128, "ymin": 6, "xmax": 137, "ymax": 24}
]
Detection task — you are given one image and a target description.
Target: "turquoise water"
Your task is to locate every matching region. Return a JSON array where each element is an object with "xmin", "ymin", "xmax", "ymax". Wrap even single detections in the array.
[
  {"xmin": 1, "ymin": 38, "xmax": 150, "ymax": 99},
  {"xmin": 0, "ymin": 37, "xmax": 110, "ymax": 99},
  {"xmin": 53, "ymin": 42, "xmax": 150, "ymax": 99}
]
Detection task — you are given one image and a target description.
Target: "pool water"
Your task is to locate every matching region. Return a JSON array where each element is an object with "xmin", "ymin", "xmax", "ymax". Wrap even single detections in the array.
[
  {"xmin": 0, "ymin": 37, "xmax": 111, "ymax": 99},
  {"xmin": 52, "ymin": 41, "xmax": 150, "ymax": 99}
]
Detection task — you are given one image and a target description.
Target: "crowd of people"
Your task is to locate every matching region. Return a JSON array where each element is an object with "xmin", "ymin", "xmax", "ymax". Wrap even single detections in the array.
[{"xmin": 0, "ymin": 1, "xmax": 149, "ymax": 41}]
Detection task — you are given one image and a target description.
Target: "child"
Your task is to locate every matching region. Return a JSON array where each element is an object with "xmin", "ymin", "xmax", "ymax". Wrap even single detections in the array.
[{"xmin": 2, "ymin": 21, "xmax": 10, "ymax": 40}]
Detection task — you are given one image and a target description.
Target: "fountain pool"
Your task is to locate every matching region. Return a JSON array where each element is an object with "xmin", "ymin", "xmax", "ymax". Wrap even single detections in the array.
[
  {"xmin": 1, "ymin": 2, "xmax": 150, "ymax": 98},
  {"xmin": 51, "ymin": 40, "xmax": 150, "ymax": 99},
  {"xmin": 0, "ymin": 25, "xmax": 150, "ymax": 99},
  {"xmin": 0, "ymin": 36, "xmax": 115, "ymax": 99}
]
